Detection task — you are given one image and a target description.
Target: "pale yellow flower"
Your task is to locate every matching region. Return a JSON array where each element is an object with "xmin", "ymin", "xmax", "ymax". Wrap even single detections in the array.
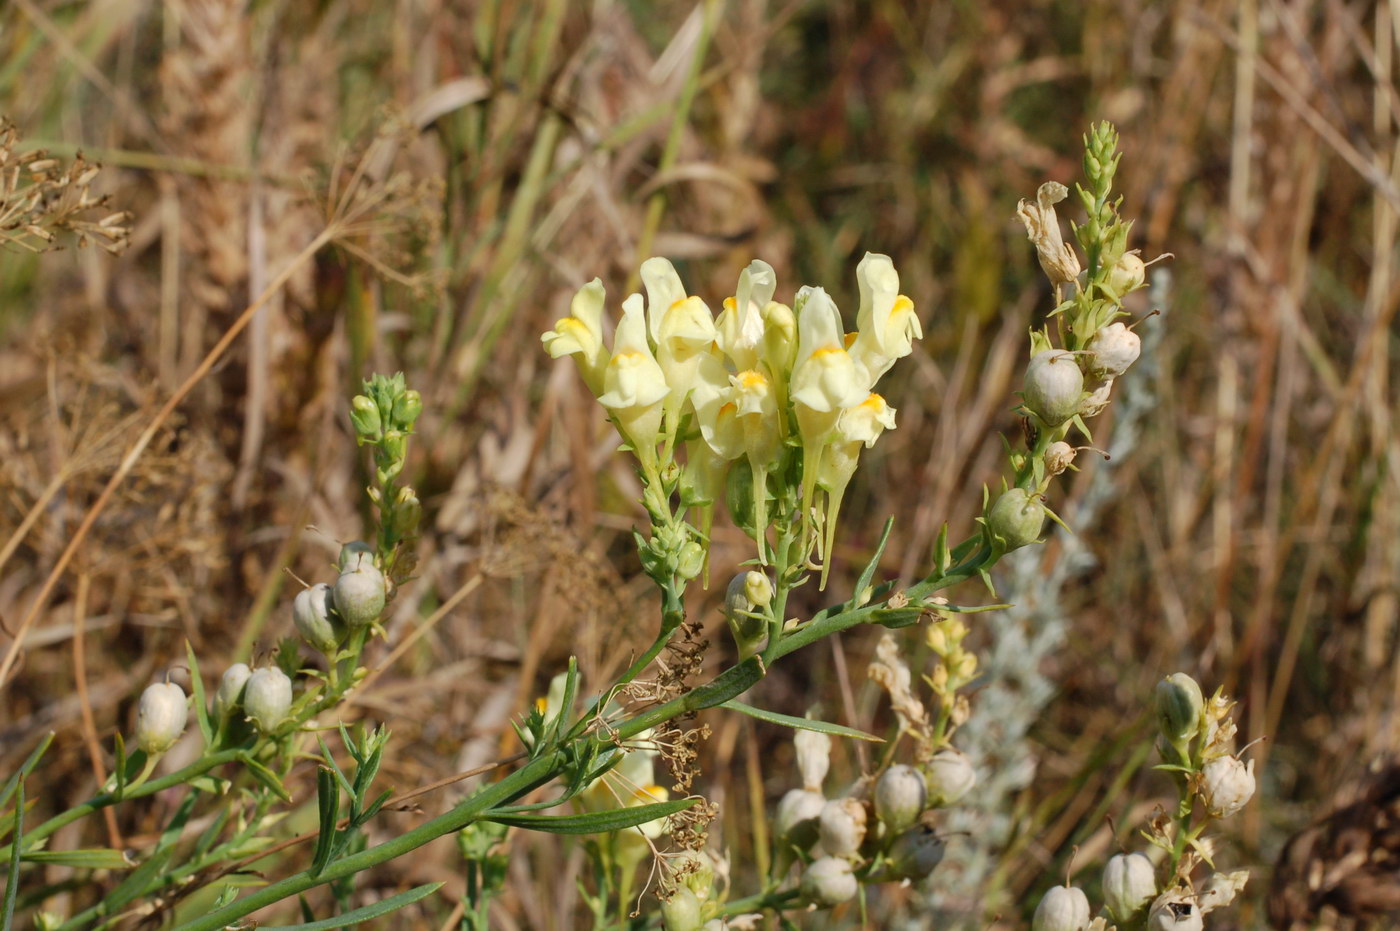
[
  {"xmin": 540, "ymin": 278, "xmax": 609, "ymax": 396},
  {"xmin": 598, "ymin": 294, "xmax": 667, "ymax": 470},
  {"xmin": 850, "ymin": 253, "xmax": 921, "ymax": 385}
]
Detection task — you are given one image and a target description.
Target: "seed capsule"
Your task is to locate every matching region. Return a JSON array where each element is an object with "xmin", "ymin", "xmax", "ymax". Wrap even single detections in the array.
[
  {"xmin": 135, "ymin": 681, "xmax": 187, "ymax": 754},
  {"xmin": 1088, "ymin": 322, "xmax": 1141, "ymax": 379},
  {"xmin": 293, "ymin": 583, "xmax": 347, "ymax": 654},
  {"xmin": 887, "ymin": 826, "xmax": 945, "ymax": 880},
  {"xmin": 817, "ymin": 798, "xmax": 867, "ymax": 857},
  {"xmin": 1023, "ymin": 350, "xmax": 1084, "ymax": 425},
  {"xmin": 925, "ymin": 749, "xmax": 977, "ymax": 807},
  {"xmin": 1108, "ymin": 253, "xmax": 1147, "ymax": 295},
  {"xmin": 244, "ymin": 667, "xmax": 293, "ymax": 733},
  {"xmin": 660, "ymin": 885, "xmax": 703, "ymax": 931},
  {"xmin": 1147, "ymin": 893, "xmax": 1204, "ymax": 931},
  {"xmin": 214, "ymin": 663, "xmax": 252, "ymax": 717},
  {"xmin": 988, "ymin": 488, "xmax": 1046, "ymax": 550},
  {"xmin": 334, "ymin": 561, "xmax": 386, "ymax": 627},
  {"xmin": 338, "ymin": 541, "xmax": 375, "ymax": 572},
  {"xmin": 1032, "ymin": 885, "xmax": 1090, "ymax": 931},
  {"xmin": 1044, "ymin": 441, "xmax": 1076, "ymax": 476},
  {"xmin": 800, "ymin": 857, "xmax": 857, "ymax": 907},
  {"xmin": 1103, "ymin": 852, "xmax": 1157, "ymax": 922},
  {"xmin": 874, "ymin": 764, "xmax": 927, "ymax": 832},
  {"xmin": 1200, "ymin": 755, "xmax": 1255, "ymax": 818},
  {"xmin": 775, "ymin": 788, "xmax": 826, "ymax": 852},
  {"xmin": 1154, "ymin": 673, "xmax": 1204, "ymax": 743}
]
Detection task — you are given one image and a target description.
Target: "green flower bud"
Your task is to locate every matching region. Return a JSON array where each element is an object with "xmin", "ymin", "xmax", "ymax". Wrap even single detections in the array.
[
  {"xmin": 1108, "ymin": 253, "xmax": 1146, "ymax": 296},
  {"xmin": 135, "ymin": 681, "xmax": 187, "ymax": 754},
  {"xmin": 874, "ymin": 764, "xmax": 927, "ymax": 832},
  {"xmin": 1103, "ymin": 852, "xmax": 1157, "ymax": 922},
  {"xmin": 925, "ymin": 749, "xmax": 976, "ymax": 807},
  {"xmin": 392, "ymin": 389, "xmax": 423, "ymax": 429},
  {"xmin": 800, "ymin": 857, "xmax": 857, "ymax": 907},
  {"xmin": 775, "ymin": 788, "xmax": 825, "ymax": 852},
  {"xmin": 213, "ymin": 662, "xmax": 252, "ymax": 717},
  {"xmin": 887, "ymin": 826, "xmax": 946, "ymax": 880},
  {"xmin": 988, "ymin": 488, "xmax": 1046, "ymax": 550},
  {"xmin": 244, "ymin": 667, "xmax": 293, "ymax": 733},
  {"xmin": 676, "ymin": 541, "xmax": 706, "ymax": 582},
  {"xmin": 817, "ymin": 798, "xmax": 867, "ymax": 857},
  {"xmin": 1023, "ymin": 349, "xmax": 1084, "ymax": 425},
  {"xmin": 294, "ymin": 583, "xmax": 347, "ymax": 654},
  {"xmin": 660, "ymin": 886, "xmax": 703, "ymax": 931},
  {"xmin": 1032, "ymin": 885, "xmax": 1090, "ymax": 931},
  {"xmin": 338, "ymin": 541, "xmax": 375, "ymax": 572},
  {"xmin": 334, "ymin": 561, "xmax": 387, "ymax": 627},
  {"xmin": 350, "ymin": 395, "xmax": 382, "ymax": 440},
  {"xmin": 1154, "ymin": 673, "xmax": 1204, "ymax": 743}
]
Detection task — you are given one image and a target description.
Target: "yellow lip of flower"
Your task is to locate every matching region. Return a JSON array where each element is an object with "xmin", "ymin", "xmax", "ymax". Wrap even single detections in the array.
[{"xmin": 535, "ymin": 696, "xmax": 549, "ymax": 714}]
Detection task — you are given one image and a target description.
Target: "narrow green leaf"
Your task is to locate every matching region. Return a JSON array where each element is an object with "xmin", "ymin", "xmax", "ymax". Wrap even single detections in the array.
[
  {"xmin": 186, "ymin": 640, "xmax": 213, "ymax": 748},
  {"xmin": 2, "ymin": 776, "xmax": 23, "ymax": 930},
  {"xmin": 316, "ymin": 736, "xmax": 355, "ymax": 798},
  {"xmin": 546, "ymin": 657, "xmax": 579, "ymax": 749},
  {"xmin": 354, "ymin": 789, "xmax": 391, "ymax": 828},
  {"xmin": 481, "ymin": 798, "xmax": 696, "ymax": 835},
  {"xmin": 22, "ymin": 848, "xmax": 130, "ymax": 870},
  {"xmin": 934, "ymin": 522, "xmax": 950, "ymax": 576},
  {"xmin": 720, "ymin": 701, "xmax": 883, "ymax": 742},
  {"xmin": 105, "ymin": 794, "xmax": 195, "ymax": 910},
  {"xmin": 848, "ymin": 518, "xmax": 894, "ymax": 611},
  {"xmin": 254, "ymin": 881, "xmax": 442, "ymax": 930},
  {"xmin": 241, "ymin": 756, "xmax": 292, "ymax": 803},
  {"xmin": 684, "ymin": 657, "xmax": 763, "ymax": 712},
  {"xmin": 311, "ymin": 768, "xmax": 340, "ymax": 876},
  {"xmin": 872, "ymin": 607, "xmax": 923, "ymax": 629},
  {"xmin": 0, "ymin": 733, "xmax": 52, "ymax": 815}
]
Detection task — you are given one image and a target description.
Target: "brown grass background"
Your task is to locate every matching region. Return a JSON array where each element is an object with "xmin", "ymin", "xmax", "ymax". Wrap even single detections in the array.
[{"xmin": 1, "ymin": 0, "xmax": 1397, "ymax": 927}]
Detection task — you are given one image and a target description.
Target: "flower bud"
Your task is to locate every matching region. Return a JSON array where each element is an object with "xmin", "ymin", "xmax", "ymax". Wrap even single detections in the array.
[
  {"xmin": 661, "ymin": 886, "xmax": 703, "ymax": 931},
  {"xmin": 135, "ymin": 681, "xmax": 187, "ymax": 754},
  {"xmin": 775, "ymin": 789, "xmax": 825, "ymax": 852},
  {"xmin": 800, "ymin": 857, "xmax": 857, "ymax": 907},
  {"xmin": 334, "ymin": 561, "xmax": 386, "ymax": 627},
  {"xmin": 338, "ymin": 541, "xmax": 375, "ymax": 572},
  {"xmin": 1088, "ymin": 322, "xmax": 1141, "ymax": 379},
  {"xmin": 392, "ymin": 389, "xmax": 423, "ymax": 428},
  {"xmin": 743, "ymin": 571, "xmax": 773, "ymax": 607},
  {"xmin": 1044, "ymin": 441, "xmax": 1076, "ymax": 476},
  {"xmin": 887, "ymin": 826, "xmax": 945, "ymax": 880},
  {"xmin": 1108, "ymin": 253, "xmax": 1146, "ymax": 296},
  {"xmin": 817, "ymin": 798, "xmax": 867, "ymax": 857},
  {"xmin": 1103, "ymin": 852, "xmax": 1157, "ymax": 922},
  {"xmin": 874, "ymin": 764, "xmax": 927, "ymax": 832},
  {"xmin": 676, "ymin": 541, "xmax": 706, "ymax": 582},
  {"xmin": 214, "ymin": 662, "xmax": 252, "ymax": 717},
  {"xmin": 1200, "ymin": 756, "xmax": 1255, "ymax": 818},
  {"xmin": 1154, "ymin": 673, "xmax": 1204, "ymax": 743},
  {"xmin": 1032, "ymin": 885, "xmax": 1090, "ymax": 931},
  {"xmin": 349, "ymin": 395, "xmax": 382, "ymax": 440},
  {"xmin": 988, "ymin": 488, "xmax": 1046, "ymax": 550},
  {"xmin": 1023, "ymin": 350, "xmax": 1084, "ymax": 425},
  {"xmin": 293, "ymin": 583, "xmax": 347, "ymax": 654},
  {"xmin": 1148, "ymin": 894, "xmax": 1204, "ymax": 931},
  {"xmin": 925, "ymin": 749, "xmax": 976, "ymax": 807},
  {"xmin": 244, "ymin": 667, "xmax": 293, "ymax": 733}
]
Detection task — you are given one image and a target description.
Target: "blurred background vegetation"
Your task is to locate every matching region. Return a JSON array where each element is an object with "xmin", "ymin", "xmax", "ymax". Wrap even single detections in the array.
[{"xmin": 1, "ymin": 0, "xmax": 1396, "ymax": 927}]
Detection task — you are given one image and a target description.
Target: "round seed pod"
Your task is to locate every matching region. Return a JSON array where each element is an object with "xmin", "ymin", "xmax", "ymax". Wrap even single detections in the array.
[
  {"xmin": 1154, "ymin": 673, "xmax": 1204, "ymax": 743},
  {"xmin": 775, "ymin": 788, "xmax": 825, "ymax": 852},
  {"xmin": 293, "ymin": 583, "xmax": 347, "ymax": 654},
  {"xmin": 1023, "ymin": 350, "xmax": 1084, "ymax": 425},
  {"xmin": 817, "ymin": 798, "xmax": 867, "ymax": 857},
  {"xmin": 334, "ymin": 561, "xmax": 386, "ymax": 627},
  {"xmin": 1201, "ymin": 756, "xmax": 1256, "ymax": 818},
  {"xmin": 887, "ymin": 826, "xmax": 946, "ymax": 880},
  {"xmin": 213, "ymin": 663, "xmax": 252, "ymax": 717},
  {"xmin": 337, "ymin": 541, "xmax": 375, "ymax": 572},
  {"xmin": 925, "ymin": 749, "xmax": 977, "ymax": 807},
  {"xmin": 1108, "ymin": 253, "xmax": 1147, "ymax": 295},
  {"xmin": 800, "ymin": 857, "xmax": 857, "ymax": 907},
  {"xmin": 660, "ymin": 886, "xmax": 703, "ymax": 931},
  {"xmin": 1044, "ymin": 441, "xmax": 1076, "ymax": 476},
  {"xmin": 1103, "ymin": 852, "xmax": 1157, "ymax": 922},
  {"xmin": 1032, "ymin": 885, "xmax": 1090, "ymax": 931},
  {"xmin": 1088, "ymin": 322, "xmax": 1142, "ymax": 379},
  {"xmin": 988, "ymin": 488, "xmax": 1046, "ymax": 550},
  {"xmin": 135, "ymin": 681, "xmax": 187, "ymax": 754},
  {"xmin": 244, "ymin": 667, "xmax": 293, "ymax": 733},
  {"xmin": 1147, "ymin": 894, "xmax": 1204, "ymax": 931},
  {"xmin": 874, "ymin": 764, "xmax": 927, "ymax": 833}
]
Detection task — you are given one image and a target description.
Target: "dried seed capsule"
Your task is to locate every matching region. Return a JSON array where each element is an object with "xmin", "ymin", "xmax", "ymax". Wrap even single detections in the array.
[
  {"xmin": 1154, "ymin": 673, "xmax": 1204, "ymax": 743},
  {"xmin": 214, "ymin": 663, "xmax": 252, "ymax": 717},
  {"xmin": 1023, "ymin": 350, "xmax": 1084, "ymax": 425},
  {"xmin": 874, "ymin": 764, "xmax": 927, "ymax": 832},
  {"xmin": 988, "ymin": 488, "xmax": 1046, "ymax": 550},
  {"xmin": 1032, "ymin": 885, "xmax": 1090, "ymax": 931},
  {"xmin": 1088, "ymin": 322, "xmax": 1142, "ymax": 378},
  {"xmin": 887, "ymin": 825, "xmax": 946, "ymax": 880},
  {"xmin": 244, "ymin": 667, "xmax": 293, "ymax": 733},
  {"xmin": 334, "ymin": 561, "xmax": 386, "ymax": 627},
  {"xmin": 925, "ymin": 749, "xmax": 976, "ymax": 807},
  {"xmin": 135, "ymin": 681, "xmax": 187, "ymax": 754},
  {"xmin": 293, "ymin": 583, "xmax": 346, "ymax": 654},
  {"xmin": 775, "ymin": 788, "xmax": 825, "ymax": 852},
  {"xmin": 817, "ymin": 798, "xmax": 867, "ymax": 857},
  {"xmin": 1044, "ymin": 441, "xmax": 1076, "ymax": 476},
  {"xmin": 1103, "ymin": 852, "xmax": 1157, "ymax": 922},
  {"xmin": 800, "ymin": 857, "xmax": 857, "ymax": 907},
  {"xmin": 1147, "ymin": 893, "xmax": 1204, "ymax": 931},
  {"xmin": 1200, "ymin": 755, "xmax": 1256, "ymax": 818}
]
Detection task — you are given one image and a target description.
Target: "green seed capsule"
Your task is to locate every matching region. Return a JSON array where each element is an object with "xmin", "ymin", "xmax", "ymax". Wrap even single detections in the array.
[
  {"xmin": 874, "ymin": 764, "xmax": 927, "ymax": 832},
  {"xmin": 988, "ymin": 488, "xmax": 1046, "ymax": 550},
  {"xmin": 293, "ymin": 583, "xmax": 347, "ymax": 654},
  {"xmin": 800, "ymin": 857, "xmax": 857, "ymax": 907},
  {"xmin": 334, "ymin": 561, "xmax": 386, "ymax": 627},
  {"xmin": 1023, "ymin": 350, "xmax": 1084, "ymax": 425},
  {"xmin": 135, "ymin": 681, "xmax": 187, "ymax": 754},
  {"xmin": 244, "ymin": 667, "xmax": 293, "ymax": 733},
  {"xmin": 1154, "ymin": 672, "xmax": 1204, "ymax": 743},
  {"xmin": 214, "ymin": 663, "xmax": 252, "ymax": 717}
]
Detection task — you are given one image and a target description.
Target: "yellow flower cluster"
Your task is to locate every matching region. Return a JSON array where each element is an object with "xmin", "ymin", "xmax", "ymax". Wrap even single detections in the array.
[{"xmin": 542, "ymin": 254, "xmax": 921, "ymax": 577}]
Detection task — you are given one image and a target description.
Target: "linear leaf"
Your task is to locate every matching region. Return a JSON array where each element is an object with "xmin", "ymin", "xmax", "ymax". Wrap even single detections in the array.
[
  {"xmin": 720, "ymin": 701, "xmax": 883, "ymax": 742},
  {"xmin": 186, "ymin": 641, "xmax": 213, "ymax": 748},
  {"xmin": 21, "ymin": 848, "xmax": 131, "ymax": 870},
  {"xmin": 255, "ymin": 882, "xmax": 443, "ymax": 930},
  {"xmin": 311, "ymin": 768, "xmax": 339, "ymax": 876},
  {"xmin": 480, "ymin": 798, "xmax": 696, "ymax": 835}
]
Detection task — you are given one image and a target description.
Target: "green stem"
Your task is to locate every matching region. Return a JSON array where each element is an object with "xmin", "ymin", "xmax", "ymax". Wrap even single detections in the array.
[{"xmin": 719, "ymin": 886, "xmax": 800, "ymax": 916}]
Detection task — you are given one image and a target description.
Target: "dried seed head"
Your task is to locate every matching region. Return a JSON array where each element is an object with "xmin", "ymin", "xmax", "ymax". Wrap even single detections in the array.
[
  {"xmin": 1023, "ymin": 350, "xmax": 1084, "ymax": 426},
  {"xmin": 1103, "ymin": 852, "xmax": 1157, "ymax": 922},
  {"xmin": 213, "ymin": 663, "xmax": 252, "ymax": 717},
  {"xmin": 800, "ymin": 857, "xmax": 858, "ymax": 907},
  {"xmin": 1032, "ymin": 885, "xmax": 1091, "ymax": 931},
  {"xmin": 874, "ymin": 764, "xmax": 927, "ymax": 832},
  {"xmin": 244, "ymin": 667, "xmax": 293, "ymax": 733},
  {"xmin": 135, "ymin": 681, "xmax": 187, "ymax": 754},
  {"xmin": 1080, "ymin": 380, "xmax": 1114, "ymax": 418},
  {"xmin": 293, "ymin": 583, "xmax": 347, "ymax": 654},
  {"xmin": 1044, "ymin": 441, "xmax": 1076, "ymax": 475},
  {"xmin": 1147, "ymin": 893, "xmax": 1204, "ymax": 931},
  {"xmin": 1016, "ymin": 182, "xmax": 1082, "ymax": 289}
]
